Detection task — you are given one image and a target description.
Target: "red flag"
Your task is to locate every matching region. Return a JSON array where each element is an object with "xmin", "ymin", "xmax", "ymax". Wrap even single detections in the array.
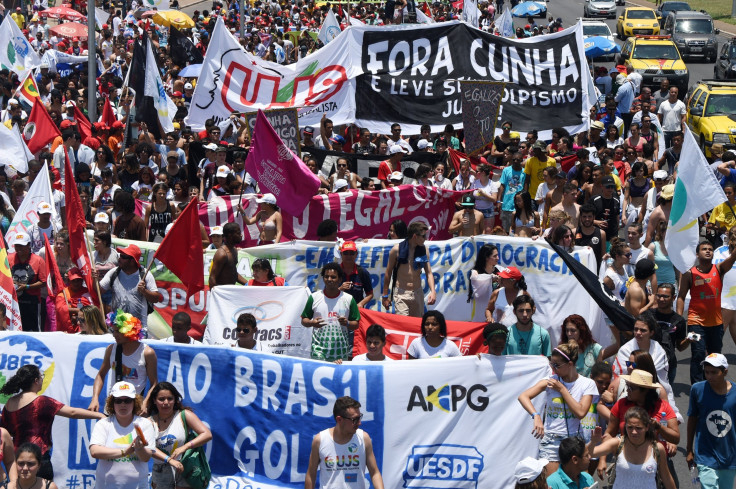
[
  {"xmin": 0, "ymin": 231, "xmax": 21, "ymax": 329},
  {"xmin": 24, "ymin": 99, "xmax": 62, "ymax": 154},
  {"xmin": 101, "ymin": 96, "xmax": 117, "ymax": 128},
  {"xmin": 43, "ymin": 234, "xmax": 64, "ymax": 297},
  {"xmin": 559, "ymin": 154, "xmax": 578, "ymax": 173},
  {"xmin": 152, "ymin": 198, "xmax": 204, "ymax": 301},
  {"xmin": 448, "ymin": 148, "xmax": 488, "ymax": 175},
  {"xmin": 421, "ymin": 1, "xmax": 433, "ymax": 18},
  {"xmin": 72, "ymin": 103, "xmax": 92, "ymax": 142},
  {"xmin": 63, "ymin": 147, "xmax": 100, "ymax": 306}
]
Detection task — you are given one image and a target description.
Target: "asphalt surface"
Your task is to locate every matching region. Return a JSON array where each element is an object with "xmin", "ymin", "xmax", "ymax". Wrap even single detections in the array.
[{"xmin": 172, "ymin": 1, "xmax": 735, "ymax": 484}]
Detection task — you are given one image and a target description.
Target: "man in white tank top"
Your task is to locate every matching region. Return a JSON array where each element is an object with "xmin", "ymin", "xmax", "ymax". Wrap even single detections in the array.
[{"xmin": 305, "ymin": 396, "xmax": 384, "ymax": 489}]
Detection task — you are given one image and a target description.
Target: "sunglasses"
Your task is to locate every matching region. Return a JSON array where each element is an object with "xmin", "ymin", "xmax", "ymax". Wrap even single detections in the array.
[
  {"xmin": 624, "ymin": 252, "xmax": 633, "ymax": 258},
  {"xmin": 341, "ymin": 413, "xmax": 363, "ymax": 424},
  {"xmin": 114, "ymin": 398, "xmax": 134, "ymax": 404},
  {"xmin": 342, "ymin": 251, "xmax": 356, "ymax": 255},
  {"xmin": 549, "ymin": 361, "xmax": 564, "ymax": 370},
  {"xmin": 119, "ymin": 254, "xmax": 132, "ymax": 260},
  {"xmin": 625, "ymin": 361, "xmax": 637, "ymax": 368},
  {"xmin": 236, "ymin": 328, "xmax": 250, "ymax": 334}
]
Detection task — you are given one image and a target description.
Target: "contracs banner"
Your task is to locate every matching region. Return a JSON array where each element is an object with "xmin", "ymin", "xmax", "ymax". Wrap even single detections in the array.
[
  {"xmin": 204, "ymin": 285, "xmax": 313, "ymax": 357},
  {"xmin": 0, "ymin": 333, "xmax": 550, "ymax": 489},
  {"xmin": 112, "ymin": 235, "xmax": 608, "ymax": 349},
  {"xmin": 186, "ymin": 18, "xmax": 589, "ymax": 137},
  {"xmin": 354, "ymin": 22, "xmax": 589, "ymax": 136}
]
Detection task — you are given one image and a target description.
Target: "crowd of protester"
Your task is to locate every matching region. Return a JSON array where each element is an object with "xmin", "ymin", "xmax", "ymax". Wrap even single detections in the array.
[{"xmin": 0, "ymin": 0, "xmax": 733, "ymax": 488}]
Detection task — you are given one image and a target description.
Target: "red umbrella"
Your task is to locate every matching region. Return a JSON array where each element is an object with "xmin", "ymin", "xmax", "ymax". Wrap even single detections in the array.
[
  {"xmin": 50, "ymin": 22, "xmax": 89, "ymax": 41},
  {"xmin": 42, "ymin": 6, "xmax": 87, "ymax": 21}
]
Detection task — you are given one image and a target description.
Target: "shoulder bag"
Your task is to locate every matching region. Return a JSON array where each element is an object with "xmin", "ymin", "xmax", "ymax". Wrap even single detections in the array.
[{"xmin": 179, "ymin": 410, "xmax": 211, "ymax": 489}]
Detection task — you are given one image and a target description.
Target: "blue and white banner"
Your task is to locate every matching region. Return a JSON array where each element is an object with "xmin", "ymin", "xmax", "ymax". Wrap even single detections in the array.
[{"xmin": 0, "ymin": 333, "xmax": 549, "ymax": 489}]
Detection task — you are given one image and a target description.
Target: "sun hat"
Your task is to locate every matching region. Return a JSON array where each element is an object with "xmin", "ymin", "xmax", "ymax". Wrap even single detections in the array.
[{"xmin": 619, "ymin": 369, "xmax": 662, "ymax": 389}]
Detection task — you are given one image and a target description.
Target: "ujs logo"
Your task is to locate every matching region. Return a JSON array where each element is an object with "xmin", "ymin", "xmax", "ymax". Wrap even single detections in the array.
[
  {"xmin": 403, "ymin": 444, "xmax": 484, "ymax": 489},
  {"xmin": 0, "ymin": 335, "xmax": 55, "ymax": 403}
]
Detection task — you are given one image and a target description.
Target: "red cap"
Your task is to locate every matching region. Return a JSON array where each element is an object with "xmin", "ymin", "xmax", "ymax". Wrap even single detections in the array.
[
  {"xmin": 497, "ymin": 266, "xmax": 522, "ymax": 281},
  {"xmin": 72, "ymin": 36, "xmax": 79, "ymax": 42},
  {"xmin": 172, "ymin": 91, "xmax": 182, "ymax": 97},
  {"xmin": 59, "ymin": 120, "xmax": 76, "ymax": 129},
  {"xmin": 340, "ymin": 241, "xmax": 357, "ymax": 253},
  {"xmin": 67, "ymin": 267, "xmax": 84, "ymax": 281},
  {"xmin": 112, "ymin": 120, "xmax": 124, "ymax": 129}
]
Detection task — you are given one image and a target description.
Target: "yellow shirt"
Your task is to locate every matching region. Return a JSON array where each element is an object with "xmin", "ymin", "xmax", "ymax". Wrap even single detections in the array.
[
  {"xmin": 523, "ymin": 156, "xmax": 556, "ymax": 196},
  {"xmin": 709, "ymin": 202, "xmax": 736, "ymax": 231},
  {"xmin": 11, "ymin": 12, "xmax": 24, "ymax": 29}
]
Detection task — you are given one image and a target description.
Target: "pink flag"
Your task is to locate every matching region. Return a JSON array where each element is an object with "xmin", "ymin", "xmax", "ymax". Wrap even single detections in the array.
[{"xmin": 245, "ymin": 110, "xmax": 321, "ymax": 215}]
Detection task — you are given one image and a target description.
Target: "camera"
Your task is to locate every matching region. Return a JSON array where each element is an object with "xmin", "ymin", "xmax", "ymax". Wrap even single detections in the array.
[{"xmin": 687, "ymin": 332, "xmax": 702, "ymax": 342}]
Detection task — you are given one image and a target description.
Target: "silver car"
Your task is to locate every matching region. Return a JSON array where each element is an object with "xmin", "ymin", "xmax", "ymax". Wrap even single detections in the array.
[{"xmin": 583, "ymin": 0, "xmax": 617, "ymax": 18}]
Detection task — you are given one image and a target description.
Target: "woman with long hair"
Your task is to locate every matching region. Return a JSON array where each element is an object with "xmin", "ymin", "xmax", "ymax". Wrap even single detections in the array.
[
  {"xmin": 242, "ymin": 194, "xmax": 282, "ymax": 245},
  {"xmin": 248, "ymin": 258, "xmax": 286, "ymax": 286},
  {"xmin": 145, "ymin": 183, "xmax": 175, "ymax": 243},
  {"xmin": 606, "ymin": 124, "xmax": 624, "ymax": 149},
  {"xmin": 146, "ymin": 382, "xmax": 213, "ymax": 489},
  {"xmin": 89, "ymin": 382, "xmax": 155, "ymax": 489},
  {"xmin": 407, "ymin": 311, "xmax": 462, "ymax": 359},
  {"xmin": 589, "ymin": 408, "xmax": 676, "ymax": 489},
  {"xmin": 511, "ymin": 192, "xmax": 540, "ymax": 237},
  {"xmin": 6, "ymin": 443, "xmax": 51, "ymax": 489},
  {"xmin": 648, "ymin": 220, "xmax": 678, "ymax": 289},
  {"xmin": 602, "ymin": 237, "xmax": 631, "ymax": 300},
  {"xmin": 467, "ymin": 244, "xmax": 501, "ymax": 321},
  {"xmin": 622, "ymin": 161, "xmax": 651, "ymax": 228},
  {"xmin": 79, "ymin": 305, "xmax": 108, "ymax": 335},
  {"xmin": 171, "ymin": 181, "xmax": 188, "ymax": 208},
  {"xmin": 550, "ymin": 224, "xmax": 575, "ymax": 252},
  {"xmin": 0, "ymin": 365, "xmax": 104, "ymax": 480},
  {"xmin": 485, "ymin": 267, "xmax": 530, "ymax": 326},
  {"xmin": 518, "ymin": 341, "xmax": 598, "ymax": 473},
  {"xmin": 560, "ymin": 314, "xmax": 619, "ymax": 377},
  {"xmin": 131, "ymin": 166, "xmax": 156, "ymax": 203}
]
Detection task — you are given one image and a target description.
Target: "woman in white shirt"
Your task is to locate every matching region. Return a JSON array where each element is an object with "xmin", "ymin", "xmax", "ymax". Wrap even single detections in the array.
[{"xmin": 407, "ymin": 311, "xmax": 462, "ymax": 359}]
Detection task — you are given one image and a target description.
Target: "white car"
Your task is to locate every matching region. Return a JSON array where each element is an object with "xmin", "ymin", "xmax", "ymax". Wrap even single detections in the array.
[
  {"xmin": 582, "ymin": 19, "xmax": 616, "ymax": 59},
  {"xmin": 583, "ymin": 0, "xmax": 617, "ymax": 19}
]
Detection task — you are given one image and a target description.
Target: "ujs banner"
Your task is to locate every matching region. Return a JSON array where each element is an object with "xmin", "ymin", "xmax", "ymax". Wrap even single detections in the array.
[{"xmin": 0, "ymin": 333, "xmax": 551, "ymax": 489}]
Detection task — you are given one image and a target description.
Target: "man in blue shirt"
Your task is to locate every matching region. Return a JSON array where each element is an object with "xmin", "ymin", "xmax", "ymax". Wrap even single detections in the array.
[
  {"xmin": 687, "ymin": 353, "xmax": 736, "ymax": 489},
  {"xmin": 546, "ymin": 437, "xmax": 594, "ymax": 489},
  {"xmin": 503, "ymin": 294, "xmax": 551, "ymax": 356},
  {"xmin": 498, "ymin": 150, "xmax": 526, "ymax": 233}
]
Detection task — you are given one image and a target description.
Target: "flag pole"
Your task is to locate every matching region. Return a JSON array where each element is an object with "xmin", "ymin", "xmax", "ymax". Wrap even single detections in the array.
[{"xmin": 83, "ymin": 229, "xmax": 104, "ymax": 307}]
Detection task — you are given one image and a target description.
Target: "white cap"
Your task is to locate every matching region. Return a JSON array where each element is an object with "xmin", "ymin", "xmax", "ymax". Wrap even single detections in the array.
[
  {"xmin": 13, "ymin": 233, "xmax": 30, "ymax": 246},
  {"xmin": 389, "ymin": 144, "xmax": 407, "ymax": 155},
  {"xmin": 40, "ymin": 62, "xmax": 49, "ymax": 69},
  {"xmin": 94, "ymin": 212, "xmax": 110, "ymax": 223},
  {"xmin": 256, "ymin": 193, "xmax": 277, "ymax": 205},
  {"xmin": 110, "ymin": 381, "xmax": 136, "ymax": 398},
  {"xmin": 209, "ymin": 225, "xmax": 223, "ymax": 236},
  {"xmin": 215, "ymin": 165, "xmax": 231, "ymax": 178},
  {"xmin": 702, "ymin": 353, "xmax": 729, "ymax": 369},
  {"xmin": 37, "ymin": 201, "xmax": 52, "ymax": 214},
  {"xmin": 335, "ymin": 179, "xmax": 348, "ymax": 190},
  {"xmin": 514, "ymin": 457, "xmax": 549, "ymax": 485},
  {"xmin": 184, "ymin": 82, "xmax": 193, "ymax": 90},
  {"xmin": 204, "ymin": 143, "xmax": 218, "ymax": 151},
  {"xmin": 389, "ymin": 171, "xmax": 403, "ymax": 181},
  {"xmin": 653, "ymin": 170, "xmax": 668, "ymax": 180},
  {"xmin": 7, "ymin": 98, "xmax": 18, "ymax": 106},
  {"xmin": 65, "ymin": 100, "xmax": 75, "ymax": 108},
  {"xmin": 416, "ymin": 139, "xmax": 429, "ymax": 150}
]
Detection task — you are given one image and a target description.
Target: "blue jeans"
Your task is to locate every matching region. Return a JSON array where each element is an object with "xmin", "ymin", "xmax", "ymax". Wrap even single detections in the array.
[{"xmin": 689, "ymin": 324, "xmax": 725, "ymax": 384}]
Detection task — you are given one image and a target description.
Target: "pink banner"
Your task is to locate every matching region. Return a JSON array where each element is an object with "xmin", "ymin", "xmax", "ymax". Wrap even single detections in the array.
[
  {"xmin": 198, "ymin": 185, "xmax": 462, "ymax": 246},
  {"xmin": 245, "ymin": 109, "xmax": 321, "ymax": 215}
]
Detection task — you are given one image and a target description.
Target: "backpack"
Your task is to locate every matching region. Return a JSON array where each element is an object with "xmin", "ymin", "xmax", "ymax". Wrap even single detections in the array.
[{"xmin": 110, "ymin": 266, "xmax": 155, "ymax": 315}]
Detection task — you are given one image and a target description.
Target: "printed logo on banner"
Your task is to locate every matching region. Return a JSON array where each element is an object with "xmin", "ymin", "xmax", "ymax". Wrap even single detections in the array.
[
  {"xmin": 228, "ymin": 302, "xmax": 292, "ymax": 342},
  {"xmin": 407, "ymin": 384, "xmax": 489, "ymax": 412},
  {"xmin": 0, "ymin": 335, "xmax": 54, "ymax": 403},
  {"xmin": 402, "ymin": 444, "xmax": 484, "ymax": 489}
]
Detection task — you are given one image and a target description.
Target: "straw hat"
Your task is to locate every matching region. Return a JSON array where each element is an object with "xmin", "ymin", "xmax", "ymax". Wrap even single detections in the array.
[{"xmin": 619, "ymin": 369, "xmax": 661, "ymax": 389}]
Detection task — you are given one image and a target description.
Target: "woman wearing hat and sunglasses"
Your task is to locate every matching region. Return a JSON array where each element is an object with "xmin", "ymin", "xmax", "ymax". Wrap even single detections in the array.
[{"xmin": 89, "ymin": 381, "xmax": 156, "ymax": 489}]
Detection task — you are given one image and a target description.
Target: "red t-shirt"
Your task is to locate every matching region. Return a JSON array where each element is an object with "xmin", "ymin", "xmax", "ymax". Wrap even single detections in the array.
[
  {"xmin": 1, "ymin": 396, "xmax": 64, "ymax": 454},
  {"xmin": 378, "ymin": 160, "xmax": 401, "ymax": 182},
  {"xmin": 610, "ymin": 397, "xmax": 676, "ymax": 435},
  {"xmin": 247, "ymin": 277, "xmax": 286, "ymax": 286},
  {"xmin": 55, "ymin": 288, "xmax": 93, "ymax": 334},
  {"xmin": 8, "ymin": 253, "xmax": 47, "ymax": 298}
]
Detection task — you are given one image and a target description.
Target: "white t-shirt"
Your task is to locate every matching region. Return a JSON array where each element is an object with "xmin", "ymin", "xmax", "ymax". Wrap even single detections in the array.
[
  {"xmin": 93, "ymin": 184, "xmax": 121, "ymax": 208},
  {"xmin": 543, "ymin": 374, "xmax": 598, "ymax": 436},
  {"xmin": 352, "ymin": 353, "xmax": 394, "ymax": 362},
  {"xmin": 407, "ymin": 337, "xmax": 462, "ymax": 359},
  {"xmin": 471, "ymin": 178, "xmax": 499, "ymax": 211},
  {"xmin": 89, "ymin": 416, "xmax": 157, "ymax": 489},
  {"xmin": 657, "ymin": 99, "xmax": 686, "ymax": 132},
  {"xmin": 161, "ymin": 336, "xmax": 202, "ymax": 344}
]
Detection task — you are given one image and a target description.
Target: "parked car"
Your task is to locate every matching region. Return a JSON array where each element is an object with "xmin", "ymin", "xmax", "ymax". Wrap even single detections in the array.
[{"xmin": 663, "ymin": 10, "xmax": 719, "ymax": 62}]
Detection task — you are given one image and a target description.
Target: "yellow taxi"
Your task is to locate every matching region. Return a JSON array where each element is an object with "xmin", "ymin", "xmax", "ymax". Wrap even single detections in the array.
[
  {"xmin": 616, "ymin": 7, "xmax": 660, "ymax": 39},
  {"xmin": 687, "ymin": 80, "xmax": 736, "ymax": 157},
  {"xmin": 618, "ymin": 35, "xmax": 689, "ymax": 94}
]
